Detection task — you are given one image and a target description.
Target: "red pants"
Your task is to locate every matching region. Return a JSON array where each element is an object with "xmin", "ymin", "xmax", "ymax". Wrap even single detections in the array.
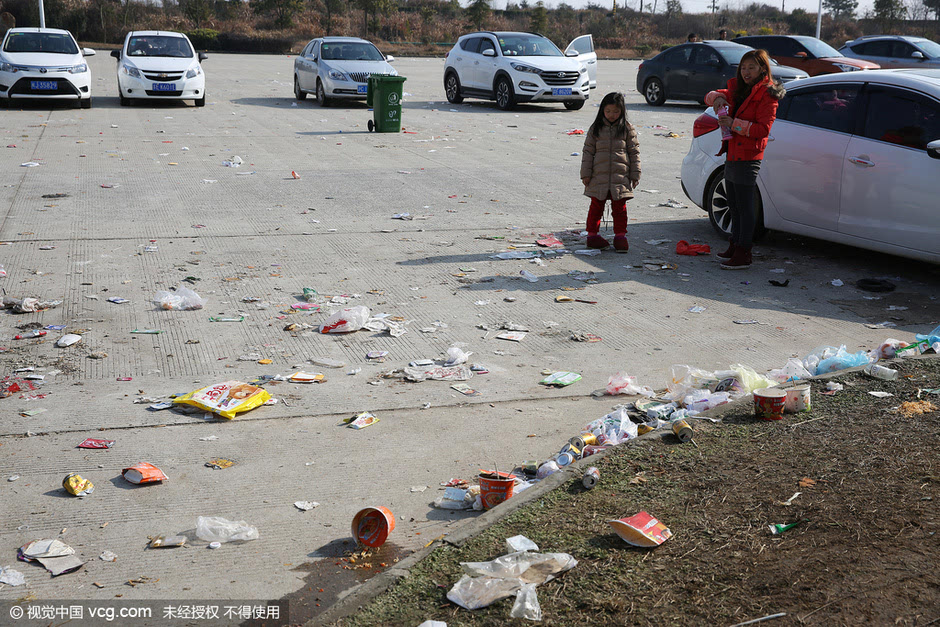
[{"xmin": 587, "ymin": 193, "xmax": 628, "ymax": 235}]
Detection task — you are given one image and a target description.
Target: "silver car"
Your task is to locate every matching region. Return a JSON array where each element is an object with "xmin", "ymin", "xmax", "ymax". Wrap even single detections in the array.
[
  {"xmin": 840, "ymin": 35, "xmax": 940, "ymax": 69},
  {"xmin": 293, "ymin": 36, "xmax": 396, "ymax": 106}
]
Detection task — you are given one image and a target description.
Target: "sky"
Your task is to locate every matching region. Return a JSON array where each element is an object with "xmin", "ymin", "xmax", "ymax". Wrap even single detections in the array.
[{"xmin": 483, "ymin": 0, "xmax": 876, "ymax": 19}]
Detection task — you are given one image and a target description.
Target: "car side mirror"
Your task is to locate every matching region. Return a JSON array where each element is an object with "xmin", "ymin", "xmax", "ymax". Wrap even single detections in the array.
[
  {"xmin": 795, "ymin": 52, "xmax": 808, "ymax": 58},
  {"xmin": 198, "ymin": 52, "xmax": 208, "ymax": 61},
  {"xmin": 110, "ymin": 49, "xmax": 121, "ymax": 59},
  {"xmin": 482, "ymin": 48, "xmax": 496, "ymax": 57},
  {"xmin": 707, "ymin": 58, "xmax": 721, "ymax": 67},
  {"xmin": 928, "ymin": 139, "xmax": 940, "ymax": 160},
  {"xmin": 565, "ymin": 50, "xmax": 578, "ymax": 57},
  {"xmin": 311, "ymin": 55, "xmax": 317, "ymax": 62},
  {"xmin": 385, "ymin": 54, "xmax": 395, "ymax": 62},
  {"xmin": 912, "ymin": 51, "xmax": 925, "ymax": 59},
  {"xmin": 83, "ymin": 48, "xmax": 96, "ymax": 57}
]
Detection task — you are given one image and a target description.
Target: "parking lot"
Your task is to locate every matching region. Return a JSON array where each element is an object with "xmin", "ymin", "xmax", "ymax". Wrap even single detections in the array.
[{"xmin": 1, "ymin": 53, "xmax": 937, "ymax": 616}]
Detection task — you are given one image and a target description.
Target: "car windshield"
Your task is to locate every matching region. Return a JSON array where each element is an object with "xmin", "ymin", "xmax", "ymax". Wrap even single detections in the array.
[
  {"xmin": 497, "ymin": 34, "xmax": 562, "ymax": 57},
  {"xmin": 915, "ymin": 39, "xmax": 940, "ymax": 57},
  {"xmin": 3, "ymin": 32, "xmax": 78, "ymax": 54},
  {"xmin": 320, "ymin": 42, "xmax": 383, "ymax": 61},
  {"xmin": 718, "ymin": 47, "xmax": 749, "ymax": 65},
  {"xmin": 127, "ymin": 36, "xmax": 193, "ymax": 58},
  {"xmin": 799, "ymin": 37, "xmax": 843, "ymax": 58}
]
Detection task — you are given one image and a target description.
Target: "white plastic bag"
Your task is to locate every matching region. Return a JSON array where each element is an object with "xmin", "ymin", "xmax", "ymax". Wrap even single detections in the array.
[
  {"xmin": 682, "ymin": 390, "xmax": 730, "ymax": 412},
  {"xmin": 666, "ymin": 364, "xmax": 718, "ymax": 401},
  {"xmin": 586, "ymin": 407, "xmax": 638, "ymax": 445},
  {"xmin": 444, "ymin": 343, "xmax": 472, "ymax": 367},
  {"xmin": 195, "ymin": 516, "xmax": 259, "ymax": 543},
  {"xmin": 730, "ymin": 364, "xmax": 777, "ymax": 394},
  {"xmin": 510, "ymin": 583, "xmax": 542, "ymax": 621},
  {"xmin": 606, "ymin": 372, "xmax": 654, "ymax": 397},
  {"xmin": 417, "ymin": 622, "xmax": 448, "ymax": 627},
  {"xmin": 505, "ymin": 535, "xmax": 539, "ymax": 553},
  {"xmin": 319, "ymin": 305, "xmax": 370, "ymax": 334},
  {"xmin": 447, "ymin": 575, "xmax": 522, "ymax": 610},
  {"xmin": 153, "ymin": 287, "xmax": 206, "ymax": 311},
  {"xmin": 767, "ymin": 357, "xmax": 813, "ymax": 383}
]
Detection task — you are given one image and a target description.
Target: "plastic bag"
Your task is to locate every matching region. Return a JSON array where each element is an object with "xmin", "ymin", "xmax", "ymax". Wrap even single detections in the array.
[
  {"xmin": 506, "ymin": 535, "xmax": 539, "ymax": 553},
  {"xmin": 584, "ymin": 407, "xmax": 638, "ymax": 445},
  {"xmin": 461, "ymin": 551, "xmax": 577, "ymax": 584},
  {"xmin": 173, "ymin": 381, "xmax": 271, "ymax": 420},
  {"xmin": 666, "ymin": 364, "xmax": 718, "ymax": 401},
  {"xmin": 447, "ymin": 575, "xmax": 523, "ymax": 610},
  {"xmin": 767, "ymin": 357, "xmax": 813, "ymax": 383},
  {"xmin": 606, "ymin": 372, "xmax": 654, "ymax": 397},
  {"xmin": 444, "ymin": 344, "xmax": 472, "ymax": 367},
  {"xmin": 195, "ymin": 516, "xmax": 259, "ymax": 543},
  {"xmin": 814, "ymin": 346, "xmax": 872, "ymax": 375},
  {"xmin": 510, "ymin": 583, "xmax": 542, "ymax": 621},
  {"xmin": 682, "ymin": 390, "xmax": 730, "ymax": 412},
  {"xmin": 320, "ymin": 305, "xmax": 370, "ymax": 334},
  {"xmin": 153, "ymin": 287, "xmax": 205, "ymax": 311},
  {"xmin": 417, "ymin": 622, "xmax": 448, "ymax": 627},
  {"xmin": 730, "ymin": 364, "xmax": 777, "ymax": 394}
]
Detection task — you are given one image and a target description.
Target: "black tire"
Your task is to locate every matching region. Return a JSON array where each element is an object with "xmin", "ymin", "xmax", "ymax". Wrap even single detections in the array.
[
  {"xmin": 368, "ymin": 119, "xmax": 374, "ymax": 132},
  {"xmin": 316, "ymin": 79, "xmax": 329, "ymax": 107},
  {"xmin": 705, "ymin": 169, "xmax": 766, "ymax": 241},
  {"xmin": 494, "ymin": 76, "xmax": 515, "ymax": 110},
  {"xmin": 294, "ymin": 76, "xmax": 306, "ymax": 101},
  {"xmin": 643, "ymin": 77, "xmax": 666, "ymax": 106},
  {"xmin": 564, "ymin": 100, "xmax": 585, "ymax": 110},
  {"xmin": 119, "ymin": 92, "xmax": 129, "ymax": 106},
  {"xmin": 80, "ymin": 97, "xmax": 91, "ymax": 109},
  {"xmin": 195, "ymin": 94, "xmax": 206, "ymax": 107},
  {"xmin": 444, "ymin": 72, "xmax": 463, "ymax": 104}
]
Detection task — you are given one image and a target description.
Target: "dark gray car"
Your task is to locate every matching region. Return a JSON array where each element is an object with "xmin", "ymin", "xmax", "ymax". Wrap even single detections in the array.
[{"xmin": 636, "ymin": 41, "xmax": 808, "ymax": 106}]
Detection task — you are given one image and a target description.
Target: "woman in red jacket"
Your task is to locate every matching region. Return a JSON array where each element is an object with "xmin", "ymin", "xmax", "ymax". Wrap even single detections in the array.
[{"xmin": 704, "ymin": 49, "xmax": 785, "ymax": 270}]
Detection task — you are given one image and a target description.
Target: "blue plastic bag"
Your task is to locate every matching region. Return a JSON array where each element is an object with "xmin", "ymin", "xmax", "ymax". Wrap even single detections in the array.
[{"xmin": 815, "ymin": 346, "xmax": 872, "ymax": 374}]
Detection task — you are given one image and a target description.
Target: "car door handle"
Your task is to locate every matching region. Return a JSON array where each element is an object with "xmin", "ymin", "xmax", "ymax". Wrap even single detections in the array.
[
  {"xmin": 588, "ymin": 60, "xmax": 596, "ymax": 64},
  {"xmin": 848, "ymin": 155, "xmax": 875, "ymax": 167}
]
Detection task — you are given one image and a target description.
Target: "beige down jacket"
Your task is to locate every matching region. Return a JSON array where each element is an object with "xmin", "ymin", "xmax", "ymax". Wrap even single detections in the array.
[{"xmin": 580, "ymin": 122, "xmax": 641, "ymax": 200}]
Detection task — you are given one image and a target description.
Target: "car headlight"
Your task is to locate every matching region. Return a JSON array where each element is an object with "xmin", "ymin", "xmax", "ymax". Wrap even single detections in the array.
[
  {"xmin": 328, "ymin": 69, "xmax": 348, "ymax": 81},
  {"xmin": 122, "ymin": 64, "xmax": 140, "ymax": 78},
  {"xmin": 833, "ymin": 63, "xmax": 860, "ymax": 72},
  {"xmin": 0, "ymin": 61, "xmax": 12, "ymax": 73},
  {"xmin": 69, "ymin": 63, "xmax": 88, "ymax": 74},
  {"xmin": 186, "ymin": 66, "xmax": 201, "ymax": 79},
  {"xmin": 510, "ymin": 62, "xmax": 541, "ymax": 74}
]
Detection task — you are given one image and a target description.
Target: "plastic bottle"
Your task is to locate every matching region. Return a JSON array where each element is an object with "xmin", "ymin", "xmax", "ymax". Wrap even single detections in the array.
[
  {"xmin": 717, "ymin": 105, "xmax": 733, "ymax": 140},
  {"xmin": 14, "ymin": 330, "xmax": 46, "ymax": 340},
  {"xmin": 863, "ymin": 364, "xmax": 898, "ymax": 380}
]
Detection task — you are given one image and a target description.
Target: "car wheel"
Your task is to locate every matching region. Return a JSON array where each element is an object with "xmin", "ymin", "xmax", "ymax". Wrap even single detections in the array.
[
  {"xmin": 294, "ymin": 76, "xmax": 306, "ymax": 101},
  {"xmin": 119, "ymin": 92, "xmax": 129, "ymax": 107},
  {"xmin": 706, "ymin": 170, "xmax": 766, "ymax": 241},
  {"xmin": 80, "ymin": 98, "xmax": 91, "ymax": 109},
  {"xmin": 564, "ymin": 100, "xmax": 585, "ymax": 110},
  {"xmin": 316, "ymin": 79, "xmax": 329, "ymax": 107},
  {"xmin": 644, "ymin": 77, "xmax": 665, "ymax": 106},
  {"xmin": 495, "ymin": 77, "xmax": 515, "ymax": 110},
  {"xmin": 444, "ymin": 72, "xmax": 463, "ymax": 104},
  {"xmin": 195, "ymin": 94, "xmax": 206, "ymax": 107}
]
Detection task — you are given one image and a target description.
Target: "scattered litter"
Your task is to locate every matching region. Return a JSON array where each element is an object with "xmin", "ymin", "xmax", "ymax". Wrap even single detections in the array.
[
  {"xmin": 107, "ymin": 297, "xmax": 130, "ymax": 304},
  {"xmin": 78, "ymin": 438, "xmax": 114, "ymax": 449},
  {"xmin": 56, "ymin": 334, "xmax": 82, "ymax": 347},
  {"xmin": 346, "ymin": 412, "xmax": 379, "ymax": 429},
  {"xmin": 575, "ymin": 249, "xmax": 601, "ymax": 256},
  {"xmin": 898, "ymin": 400, "xmax": 936, "ymax": 418},
  {"xmin": 769, "ymin": 279, "xmax": 790, "ymax": 288},
  {"xmin": 540, "ymin": 372, "xmax": 581, "ymax": 387},
  {"xmin": 62, "ymin": 473, "xmax": 94, "ymax": 497},
  {"xmin": 447, "ymin": 551, "xmax": 577, "ymax": 612},
  {"xmin": 570, "ymin": 332, "xmax": 602, "ymax": 342},
  {"xmin": 496, "ymin": 331, "xmax": 526, "ymax": 342},
  {"xmin": 122, "ymin": 462, "xmax": 168, "ymax": 484},
  {"xmin": 831, "ymin": 279, "xmax": 844, "ymax": 287},
  {"xmin": 768, "ymin": 521, "xmax": 803, "ymax": 535},
  {"xmin": 491, "ymin": 251, "xmax": 537, "ymax": 260},
  {"xmin": 0, "ymin": 566, "xmax": 26, "ymax": 586},
  {"xmin": 734, "ymin": 320, "xmax": 760, "ymax": 325},
  {"xmin": 320, "ymin": 306, "xmax": 370, "ymax": 334},
  {"xmin": 519, "ymin": 270, "xmax": 538, "ymax": 282},
  {"xmin": 195, "ymin": 516, "xmax": 259, "ymax": 543},
  {"xmin": 653, "ymin": 199, "xmax": 688, "ymax": 208},
  {"xmin": 209, "ymin": 316, "xmax": 244, "ymax": 322},
  {"xmin": 154, "ymin": 287, "xmax": 205, "ymax": 311},
  {"xmin": 451, "ymin": 383, "xmax": 481, "ymax": 397},
  {"xmin": 173, "ymin": 381, "xmax": 271, "ymax": 419},
  {"xmin": 868, "ymin": 391, "xmax": 893, "ymax": 398},
  {"xmin": 608, "ymin": 511, "xmax": 673, "ymax": 547},
  {"xmin": 294, "ymin": 501, "xmax": 319, "ymax": 511},
  {"xmin": 688, "ymin": 306, "xmax": 706, "ymax": 313},
  {"xmin": 675, "ymin": 241, "xmax": 711, "ymax": 255},
  {"xmin": 205, "ymin": 458, "xmax": 235, "ymax": 470},
  {"xmin": 149, "ymin": 535, "xmax": 186, "ymax": 548},
  {"xmin": 644, "ymin": 239, "xmax": 670, "ymax": 245},
  {"xmin": 289, "ymin": 371, "xmax": 325, "ymax": 384}
]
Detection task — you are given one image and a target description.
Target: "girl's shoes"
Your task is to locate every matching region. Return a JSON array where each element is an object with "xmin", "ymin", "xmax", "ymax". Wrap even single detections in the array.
[
  {"xmin": 613, "ymin": 235, "xmax": 629, "ymax": 253},
  {"xmin": 717, "ymin": 241, "xmax": 735, "ymax": 259},
  {"xmin": 720, "ymin": 247, "xmax": 752, "ymax": 270},
  {"xmin": 586, "ymin": 234, "xmax": 610, "ymax": 249}
]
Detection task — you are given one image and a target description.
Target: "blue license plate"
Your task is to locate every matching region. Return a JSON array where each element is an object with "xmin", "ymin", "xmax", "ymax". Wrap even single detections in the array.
[
  {"xmin": 552, "ymin": 88, "xmax": 573, "ymax": 96},
  {"xmin": 152, "ymin": 83, "xmax": 176, "ymax": 91},
  {"xmin": 357, "ymin": 84, "xmax": 368, "ymax": 94},
  {"xmin": 31, "ymin": 81, "xmax": 57, "ymax": 91}
]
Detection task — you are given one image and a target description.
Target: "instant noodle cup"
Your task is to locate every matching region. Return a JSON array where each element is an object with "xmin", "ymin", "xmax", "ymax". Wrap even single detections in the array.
[
  {"xmin": 351, "ymin": 506, "xmax": 395, "ymax": 548},
  {"xmin": 173, "ymin": 381, "xmax": 271, "ymax": 420},
  {"xmin": 62, "ymin": 473, "xmax": 94, "ymax": 496},
  {"xmin": 122, "ymin": 462, "xmax": 168, "ymax": 485}
]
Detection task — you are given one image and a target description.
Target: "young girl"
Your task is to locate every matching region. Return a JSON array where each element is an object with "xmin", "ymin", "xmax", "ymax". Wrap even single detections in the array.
[
  {"xmin": 580, "ymin": 92, "xmax": 640, "ymax": 252},
  {"xmin": 704, "ymin": 49, "xmax": 785, "ymax": 270}
]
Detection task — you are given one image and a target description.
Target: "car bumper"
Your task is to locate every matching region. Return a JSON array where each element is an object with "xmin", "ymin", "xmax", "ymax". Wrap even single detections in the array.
[
  {"xmin": 680, "ymin": 137, "xmax": 722, "ymax": 211},
  {"xmin": 323, "ymin": 76, "xmax": 373, "ymax": 100},
  {"xmin": 119, "ymin": 74, "xmax": 205, "ymax": 99},
  {"xmin": 515, "ymin": 79, "xmax": 590, "ymax": 102},
  {"xmin": 0, "ymin": 70, "xmax": 91, "ymax": 99}
]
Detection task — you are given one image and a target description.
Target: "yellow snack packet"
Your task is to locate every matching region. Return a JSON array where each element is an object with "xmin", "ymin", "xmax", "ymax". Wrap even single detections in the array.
[{"xmin": 173, "ymin": 381, "xmax": 271, "ymax": 420}]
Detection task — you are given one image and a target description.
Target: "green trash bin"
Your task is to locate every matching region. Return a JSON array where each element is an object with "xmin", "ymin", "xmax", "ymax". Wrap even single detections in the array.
[{"xmin": 367, "ymin": 75, "xmax": 406, "ymax": 133}]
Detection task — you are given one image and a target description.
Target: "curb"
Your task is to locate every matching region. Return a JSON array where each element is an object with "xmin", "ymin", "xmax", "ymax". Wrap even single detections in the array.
[{"xmin": 306, "ymin": 353, "xmax": 937, "ymax": 626}]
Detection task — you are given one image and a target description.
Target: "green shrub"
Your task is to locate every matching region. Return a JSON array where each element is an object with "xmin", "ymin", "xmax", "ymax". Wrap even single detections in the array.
[
  {"xmin": 186, "ymin": 28, "xmax": 220, "ymax": 49},
  {"xmin": 758, "ymin": 26, "xmax": 773, "ymax": 35}
]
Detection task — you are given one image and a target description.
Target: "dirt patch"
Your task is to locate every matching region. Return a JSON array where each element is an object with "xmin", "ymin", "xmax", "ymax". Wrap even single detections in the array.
[{"xmin": 335, "ymin": 358, "xmax": 939, "ymax": 627}]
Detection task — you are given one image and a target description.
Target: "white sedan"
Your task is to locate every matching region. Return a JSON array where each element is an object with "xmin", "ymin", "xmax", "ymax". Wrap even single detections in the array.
[
  {"xmin": 0, "ymin": 27, "xmax": 95, "ymax": 108},
  {"xmin": 681, "ymin": 70, "xmax": 940, "ymax": 263},
  {"xmin": 111, "ymin": 31, "xmax": 207, "ymax": 106},
  {"xmin": 293, "ymin": 36, "xmax": 396, "ymax": 106}
]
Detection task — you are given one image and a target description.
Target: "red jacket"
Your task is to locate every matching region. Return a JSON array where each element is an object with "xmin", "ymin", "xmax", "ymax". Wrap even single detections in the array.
[{"xmin": 705, "ymin": 76, "xmax": 785, "ymax": 161}]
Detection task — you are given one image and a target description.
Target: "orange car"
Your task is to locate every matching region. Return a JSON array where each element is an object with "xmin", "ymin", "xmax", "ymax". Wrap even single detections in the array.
[{"xmin": 734, "ymin": 35, "xmax": 879, "ymax": 76}]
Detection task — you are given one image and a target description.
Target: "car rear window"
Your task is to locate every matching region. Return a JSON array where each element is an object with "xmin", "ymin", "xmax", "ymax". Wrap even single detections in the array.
[{"xmin": 778, "ymin": 86, "xmax": 861, "ymax": 134}]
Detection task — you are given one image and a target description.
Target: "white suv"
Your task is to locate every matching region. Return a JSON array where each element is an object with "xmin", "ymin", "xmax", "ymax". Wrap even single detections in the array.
[
  {"xmin": 444, "ymin": 31, "xmax": 596, "ymax": 110},
  {"xmin": 0, "ymin": 27, "xmax": 95, "ymax": 108}
]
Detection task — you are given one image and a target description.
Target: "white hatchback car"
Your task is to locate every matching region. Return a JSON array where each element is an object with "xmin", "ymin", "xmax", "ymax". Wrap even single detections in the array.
[
  {"xmin": 293, "ymin": 36, "xmax": 396, "ymax": 106},
  {"xmin": 443, "ymin": 31, "xmax": 596, "ymax": 110},
  {"xmin": 0, "ymin": 27, "xmax": 95, "ymax": 108},
  {"xmin": 681, "ymin": 70, "xmax": 940, "ymax": 263},
  {"xmin": 111, "ymin": 31, "xmax": 207, "ymax": 106}
]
